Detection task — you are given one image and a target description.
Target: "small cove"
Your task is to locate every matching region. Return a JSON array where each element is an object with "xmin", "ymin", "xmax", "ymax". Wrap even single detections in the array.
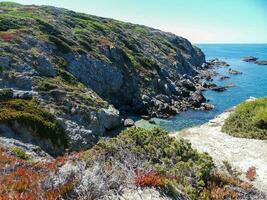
[{"xmin": 136, "ymin": 44, "xmax": 267, "ymax": 131}]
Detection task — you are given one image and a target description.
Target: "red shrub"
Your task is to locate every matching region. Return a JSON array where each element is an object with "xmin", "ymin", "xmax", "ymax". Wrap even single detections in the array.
[
  {"xmin": 0, "ymin": 146, "xmax": 73, "ymax": 200},
  {"xmin": 45, "ymin": 181, "xmax": 75, "ymax": 200},
  {"xmin": 246, "ymin": 166, "xmax": 256, "ymax": 181},
  {"xmin": 0, "ymin": 32, "xmax": 16, "ymax": 42},
  {"xmin": 201, "ymin": 186, "xmax": 239, "ymax": 200},
  {"xmin": 97, "ymin": 36, "xmax": 113, "ymax": 48},
  {"xmin": 134, "ymin": 171, "xmax": 167, "ymax": 188}
]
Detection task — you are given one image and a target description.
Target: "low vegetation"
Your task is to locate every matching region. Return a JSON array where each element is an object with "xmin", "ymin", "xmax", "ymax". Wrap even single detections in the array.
[
  {"xmin": 0, "ymin": 98, "xmax": 68, "ymax": 148},
  {"xmin": 86, "ymin": 128, "xmax": 214, "ymax": 199},
  {"xmin": 222, "ymin": 97, "xmax": 267, "ymax": 140},
  {"xmin": 81, "ymin": 128, "xmax": 252, "ymax": 199},
  {"xmin": 0, "ymin": 146, "xmax": 77, "ymax": 200},
  {"xmin": 0, "ymin": 128, "xmax": 254, "ymax": 199},
  {"xmin": 0, "ymin": 1, "xmax": 191, "ymax": 75},
  {"xmin": 11, "ymin": 147, "xmax": 30, "ymax": 160},
  {"xmin": 0, "ymin": 3, "xmax": 260, "ymax": 199}
]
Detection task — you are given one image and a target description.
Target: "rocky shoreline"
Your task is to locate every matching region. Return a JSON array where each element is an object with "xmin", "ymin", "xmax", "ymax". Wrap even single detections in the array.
[
  {"xmin": 0, "ymin": 3, "xmax": 237, "ymax": 154},
  {"xmin": 173, "ymin": 106, "xmax": 267, "ymax": 195},
  {"xmin": 0, "ymin": 3, "xmax": 251, "ymax": 156},
  {"xmin": 0, "ymin": 3, "xmax": 210, "ymax": 154},
  {"xmin": 132, "ymin": 57, "xmax": 241, "ymax": 128}
]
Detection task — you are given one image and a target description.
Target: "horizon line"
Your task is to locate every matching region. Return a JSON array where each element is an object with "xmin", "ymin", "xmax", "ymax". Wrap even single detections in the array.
[{"xmin": 194, "ymin": 43, "xmax": 267, "ymax": 45}]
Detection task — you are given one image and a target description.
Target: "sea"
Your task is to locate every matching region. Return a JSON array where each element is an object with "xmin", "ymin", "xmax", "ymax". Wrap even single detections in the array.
[{"xmin": 135, "ymin": 44, "xmax": 267, "ymax": 131}]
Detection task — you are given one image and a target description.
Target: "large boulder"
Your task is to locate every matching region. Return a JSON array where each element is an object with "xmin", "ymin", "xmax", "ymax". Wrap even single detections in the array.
[
  {"xmin": 98, "ymin": 105, "xmax": 121, "ymax": 130},
  {"xmin": 208, "ymin": 58, "xmax": 230, "ymax": 67},
  {"xmin": 189, "ymin": 91, "xmax": 206, "ymax": 107},
  {"xmin": 124, "ymin": 118, "xmax": 135, "ymax": 127}
]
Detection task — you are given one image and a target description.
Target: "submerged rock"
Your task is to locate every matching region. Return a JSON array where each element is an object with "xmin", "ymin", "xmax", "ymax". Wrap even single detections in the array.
[
  {"xmin": 219, "ymin": 75, "xmax": 230, "ymax": 81},
  {"xmin": 228, "ymin": 68, "xmax": 242, "ymax": 75},
  {"xmin": 149, "ymin": 119, "xmax": 156, "ymax": 124},
  {"xmin": 209, "ymin": 86, "xmax": 227, "ymax": 92},
  {"xmin": 225, "ymin": 83, "xmax": 236, "ymax": 88}
]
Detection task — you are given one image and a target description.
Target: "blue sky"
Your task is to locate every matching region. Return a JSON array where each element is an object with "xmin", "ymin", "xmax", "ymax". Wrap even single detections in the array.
[{"xmin": 2, "ymin": 0, "xmax": 267, "ymax": 43}]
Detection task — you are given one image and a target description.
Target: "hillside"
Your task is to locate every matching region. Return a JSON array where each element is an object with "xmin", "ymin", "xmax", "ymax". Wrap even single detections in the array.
[
  {"xmin": 0, "ymin": 2, "xmax": 208, "ymax": 153},
  {"xmin": 1, "ymin": 3, "xmax": 267, "ymax": 199},
  {"xmin": 222, "ymin": 97, "xmax": 267, "ymax": 140}
]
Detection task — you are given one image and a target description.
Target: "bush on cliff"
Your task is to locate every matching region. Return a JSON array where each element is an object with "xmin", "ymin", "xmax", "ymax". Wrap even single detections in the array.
[
  {"xmin": 0, "ymin": 98, "xmax": 68, "ymax": 147},
  {"xmin": 222, "ymin": 97, "xmax": 267, "ymax": 140}
]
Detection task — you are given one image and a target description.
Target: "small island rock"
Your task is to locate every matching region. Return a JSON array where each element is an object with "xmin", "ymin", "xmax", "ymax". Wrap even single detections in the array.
[
  {"xmin": 228, "ymin": 68, "xmax": 242, "ymax": 75},
  {"xmin": 242, "ymin": 56, "xmax": 258, "ymax": 62},
  {"xmin": 255, "ymin": 60, "xmax": 267, "ymax": 65}
]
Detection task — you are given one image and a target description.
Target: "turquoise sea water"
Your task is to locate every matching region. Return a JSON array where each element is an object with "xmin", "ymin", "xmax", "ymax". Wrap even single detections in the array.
[{"xmin": 136, "ymin": 44, "xmax": 267, "ymax": 131}]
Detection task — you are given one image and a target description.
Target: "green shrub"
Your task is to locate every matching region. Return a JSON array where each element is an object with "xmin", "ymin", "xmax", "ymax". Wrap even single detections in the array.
[
  {"xmin": 0, "ymin": 99, "xmax": 68, "ymax": 148},
  {"xmin": 85, "ymin": 128, "xmax": 214, "ymax": 199},
  {"xmin": 0, "ymin": 89, "xmax": 13, "ymax": 100},
  {"xmin": 34, "ymin": 78, "xmax": 58, "ymax": 91},
  {"xmin": 0, "ymin": 16, "xmax": 24, "ymax": 31},
  {"xmin": 253, "ymin": 107, "xmax": 267, "ymax": 129},
  {"xmin": 11, "ymin": 147, "xmax": 30, "ymax": 160},
  {"xmin": 0, "ymin": 2, "xmax": 21, "ymax": 7},
  {"xmin": 133, "ymin": 26, "xmax": 149, "ymax": 35},
  {"xmin": 222, "ymin": 97, "xmax": 267, "ymax": 140}
]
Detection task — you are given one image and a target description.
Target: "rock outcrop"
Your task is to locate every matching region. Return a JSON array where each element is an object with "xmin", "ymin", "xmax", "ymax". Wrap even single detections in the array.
[
  {"xmin": 0, "ymin": 2, "xmax": 209, "ymax": 153},
  {"xmin": 207, "ymin": 58, "xmax": 230, "ymax": 67},
  {"xmin": 242, "ymin": 56, "xmax": 258, "ymax": 62},
  {"xmin": 255, "ymin": 60, "xmax": 267, "ymax": 65},
  {"xmin": 242, "ymin": 56, "xmax": 267, "ymax": 66}
]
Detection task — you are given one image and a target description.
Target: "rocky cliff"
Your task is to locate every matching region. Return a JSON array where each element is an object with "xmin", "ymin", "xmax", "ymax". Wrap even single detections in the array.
[{"xmin": 0, "ymin": 2, "xmax": 207, "ymax": 153}]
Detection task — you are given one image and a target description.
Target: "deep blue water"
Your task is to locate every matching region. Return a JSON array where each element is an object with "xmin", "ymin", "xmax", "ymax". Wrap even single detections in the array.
[{"xmin": 136, "ymin": 44, "xmax": 267, "ymax": 131}]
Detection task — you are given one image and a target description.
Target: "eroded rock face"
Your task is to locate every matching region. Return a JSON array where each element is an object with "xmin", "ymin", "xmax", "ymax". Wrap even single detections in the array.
[
  {"xmin": 66, "ymin": 53, "xmax": 124, "ymax": 99},
  {"xmin": 0, "ymin": 3, "xmax": 209, "ymax": 153}
]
